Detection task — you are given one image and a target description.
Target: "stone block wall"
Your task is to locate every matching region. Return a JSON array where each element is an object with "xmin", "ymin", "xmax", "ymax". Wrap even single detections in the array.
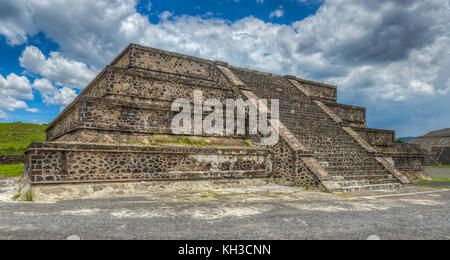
[
  {"xmin": 323, "ymin": 101, "xmax": 366, "ymax": 127},
  {"xmin": 439, "ymin": 147, "xmax": 450, "ymax": 165},
  {"xmin": 296, "ymin": 79, "xmax": 337, "ymax": 101},
  {"xmin": 0, "ymin": 155, "xmax": 25, "ymax": 164},
  {"xmin": 46, "ymin": 104, "xmax": 79, "ymax": 141},
  {"xmin": 114, "ymin": 44, "xmax": 221, "ymax": 82},
  {"xmin": 50, "ymin": 96, "xmax": 254, "ymax": 143},
  {"xmin": 393, "ymin": 154, "xmax": 425, "ymax": 171},
  {"xmin": 25, "ymin": 142, "xmax": 270, "ymax": 184},
  {"xmin": 46, "ymin": 67, "xmax": 237, "ymax": 142},
  {"xmin": 381, "ymin": 144, "xmax": 425, "ymax": 172},
  {"xmin": 352, "ymin": 127, "xmax": 395, "ymax": 147}
]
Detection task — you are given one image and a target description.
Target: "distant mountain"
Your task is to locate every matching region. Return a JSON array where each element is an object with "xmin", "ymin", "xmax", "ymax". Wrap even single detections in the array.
[
  {"xmin": 409, "ymin": 128, "xmax": 450, "ymax": 151},
  {"xmin": 396, "ymin": 137, "xmax": 416, "ymax": 143}
]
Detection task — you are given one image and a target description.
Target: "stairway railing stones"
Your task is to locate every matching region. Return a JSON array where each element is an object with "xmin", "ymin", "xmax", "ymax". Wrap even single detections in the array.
[
  {"xmin": 217, "ymin": 65, "xmax": 337, "ymax": 191},
  {"xmin": 286, "ymin": 77, "xmax": 410, "ymax": 185}
]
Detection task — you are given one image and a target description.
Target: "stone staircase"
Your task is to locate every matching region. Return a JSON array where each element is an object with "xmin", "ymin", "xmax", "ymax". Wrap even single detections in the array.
[{"xmin": 228, "ymin": 67, "xmax": 402, "ymax": 192}]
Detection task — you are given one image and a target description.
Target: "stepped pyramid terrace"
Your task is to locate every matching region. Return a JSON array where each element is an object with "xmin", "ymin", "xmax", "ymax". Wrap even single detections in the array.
[{"xmin": 24, "ymin": 44, "xmax": 428, "ymax": 192}]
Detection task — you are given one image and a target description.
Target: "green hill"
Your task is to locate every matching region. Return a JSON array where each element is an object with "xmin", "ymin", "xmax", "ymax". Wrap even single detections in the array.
[{"xmin": 0, "ymin": 122, "xmax": 47, "ymax": 155}]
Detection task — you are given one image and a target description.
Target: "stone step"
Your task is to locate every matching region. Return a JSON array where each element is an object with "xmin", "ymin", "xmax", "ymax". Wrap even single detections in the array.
[
  {"xmin": 328, "ymin": 173, "xmax": 395, "ymax": 181},
  {"xmin": 318, "ymin": 157, "xmax": 381, "ymax": 165},
  {"xmin": 321, "ymin": 162, "xmax": 384, "ymax": 170},
  {"xmin": 325, "ymin": 165, "xmax": 386, "ymax": 172},
  {"xmin": 312, "ymin": 147, "xmax": 368, "ymax": 152},
  {"xmin": 334, "ymin": 183, "xmax": 402, "ymax": 192},
  {"xmin": 337, "ymin": 179, "xmax": 400, "ymax": 188},
  {"xmin": 316, "ymin": 156, "xmax": 377, "ymax": 160}
]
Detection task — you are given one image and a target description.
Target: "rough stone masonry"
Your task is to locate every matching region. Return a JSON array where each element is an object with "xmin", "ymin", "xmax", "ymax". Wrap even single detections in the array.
[{"xmin": 23, "ymin": 44, "xmax": 428, "ymax": 192}]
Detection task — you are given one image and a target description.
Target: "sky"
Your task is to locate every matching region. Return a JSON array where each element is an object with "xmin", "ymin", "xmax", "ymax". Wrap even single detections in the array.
[{"xmin": 0, "ymin": 0, "xmax": 449, "ymax": 137}]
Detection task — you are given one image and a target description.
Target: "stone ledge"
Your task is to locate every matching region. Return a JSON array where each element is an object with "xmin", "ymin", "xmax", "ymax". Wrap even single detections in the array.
[
  {"xmin": 0, "ymin": 155, "xmax": 25, "ymax": 164},
  {"xmin": 48, "ymin": 126, "xmax": 252, "ymax": 142},
  {"xmin": 112, "ymin": 66, "xmax": 230, "ymax": 89},
  {"xmin": 283, "ymin": 75, "xmax": 337, "ymax": 90},
  {"xmin": 130, "ymin": 43, "xmax": 216, "ymax": 66},
  {"xmin": 351, "ymin": 126, "xmax": 395, "ymax": 135},
  {"xmin": 287, "ymin": 79, "xmax": 337, "ymax": 102},
  {"xmin": 352, "ymin": 127, "xmax": 395, "ymax": 147},
  {"xmin": 27, "ymin": 171, "xmax": 271, "ymax": 186},
  {"xmin": 321, "ymin": 100, "xmax": 366, "ymax": 112},
  {"xmin": 26, "ymin": 142, "xmax": 269, "ymax": 154}
]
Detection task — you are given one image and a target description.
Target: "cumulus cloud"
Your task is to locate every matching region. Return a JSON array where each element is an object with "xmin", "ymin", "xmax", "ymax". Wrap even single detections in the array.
[
  {"xmin": 20, "ymin": 46, "xmax": 96, "ymax": 89},
  {"xmin": 32, "ymin": 78, "xmax": 77, "ymax": 107},
  {"xmin": 0, "ymin": 0, "xmax": 449, "ymax": 135},
  {"xmin": 0, "ymin": 0, "xmax": 36, "ymax": 45},
  {"xmin": 26, "ymin": 108, "xmax": 39, "ymax": 113},
  {"xmin": 269, "ymin": 6, "xmax": 284, "ymax": 19},
  {"xmin": 0, "ymin": 73, "xmax": 33, "ymax": 100},
  {"xmin": 0, "ymin": 0, "xmax": 138, "ymax": 68},
  {"xmin": 0, "ymin": 111, "xmax": 7, "ymax": 119},
  {"xmin": 0, "ymin": 96, "xmax": 28, "ymax": 111},
  {"xmin": 0, "ymin": 72, "xmax": 38, "ymax": 117}
]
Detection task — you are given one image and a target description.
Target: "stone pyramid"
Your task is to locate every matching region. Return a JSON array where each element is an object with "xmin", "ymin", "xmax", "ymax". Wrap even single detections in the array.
[{"xmin": 24, "ymin": 44, "xmax": 427, "ymax": 192}]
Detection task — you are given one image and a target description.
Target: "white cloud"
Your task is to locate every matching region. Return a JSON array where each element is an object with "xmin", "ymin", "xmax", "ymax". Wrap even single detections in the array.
[
  {"xmin": 20, "ymin": 46, "xmax": 96, "ymax": 89},
  {"xmin": 26, "ymin": 108, "xmax": 39, "ymax": 113},
  {"xmin": 0, "ymin": 72, "xmax": 38, "ymax": 117},
  {"xmin": 0, "ymin": 97, "xmax": 28, "ymax": 111},
  {"xmin": 0, "ymin": 0, "xmax": 449, "ymax": 135},
  {"xmin": 32, "ymin": 78, "xmax": 54, "ymax": 95},
  {"xmin": 45, "ymin": 87, "xmax": 77, "ymax": 107},
  {"xmin": 0, "ymin": 73, "xmax": 33, "ymax": 100},
  {"xmin": 0, "ymin": 111, "xmax": 7, "ymax": 119},
  {"xmin": 32, "ymin": 78, "xmax": 77, "ymax": 107},
  {"xmin": 0, "ymin": 0, "xmax": 36, "ymax": 45},
  {"xmin": 3, "ymin": 0, "xmax": 139, "ymax": 68},
  {"xmin": 269, "ymin": 6, "xmax": 284, "ymax": 19}
]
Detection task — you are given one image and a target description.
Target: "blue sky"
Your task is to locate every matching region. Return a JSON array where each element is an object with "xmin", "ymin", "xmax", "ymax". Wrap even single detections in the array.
[{"xmin": 0, "ymin": 0, "xmax": 449, "ymax": 137}]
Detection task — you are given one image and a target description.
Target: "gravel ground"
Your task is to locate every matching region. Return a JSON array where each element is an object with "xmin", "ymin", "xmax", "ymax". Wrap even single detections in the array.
[{"xmin": 0, "ymin": 177, "xmax": 449, "ymax": 240}]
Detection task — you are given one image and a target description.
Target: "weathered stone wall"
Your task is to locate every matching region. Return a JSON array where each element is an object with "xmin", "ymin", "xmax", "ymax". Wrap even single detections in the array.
[
  {"xmin": 25, "ymin": 142, "xmax": 270, "ymax": 184},
  {"xmin": 104, "ymin": 68, "xmax": 234, "ymax": 101},
  {"xmin": 130, "ymin": 46, "xmax": 219, "ymax": 82},
  {"xmin": 56, "ymin": 130, "xmax": 249, "ymax": 147},
  {"xmin": 47, "ymin": 67, "xmax": 236, "ymax": 142},
  {"xmin": 381, "ymin": 144, "xmax": 425, "ymax": 172},
  {"xmin": 0, "ymin": 155, "xmax": 25, "ymax": 164},
  {"xmin": 271, "ymin": 140, "xmax": 320, "ymax": 188},
  {"xmin": 352, "ymin": 127, "xmax": 395, "ymax": 147},
  {"xmin": 435, "ymin": 147, "xmax": 450, "ymax": 165},
  {"xmin": 323, "ymin": 101, "xmax": 366, "ymax": 127},
  {"xmin": 51, "ymin": 96, "xmax": 251, "ymax": 142},
  {"xmin": 393, "ymin": 155, "xmax": 425, "ymax": 171},
  {"xmin": 250, "ymin": 134, "xmax": 320, "ymax": 188},
  {"xmin": 296, "ymin": 79, "xmax": 337, "ymax": 101},
  {"xmin": 46, "ymin": 104, "xmax": 79, "ymax": 141}
]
